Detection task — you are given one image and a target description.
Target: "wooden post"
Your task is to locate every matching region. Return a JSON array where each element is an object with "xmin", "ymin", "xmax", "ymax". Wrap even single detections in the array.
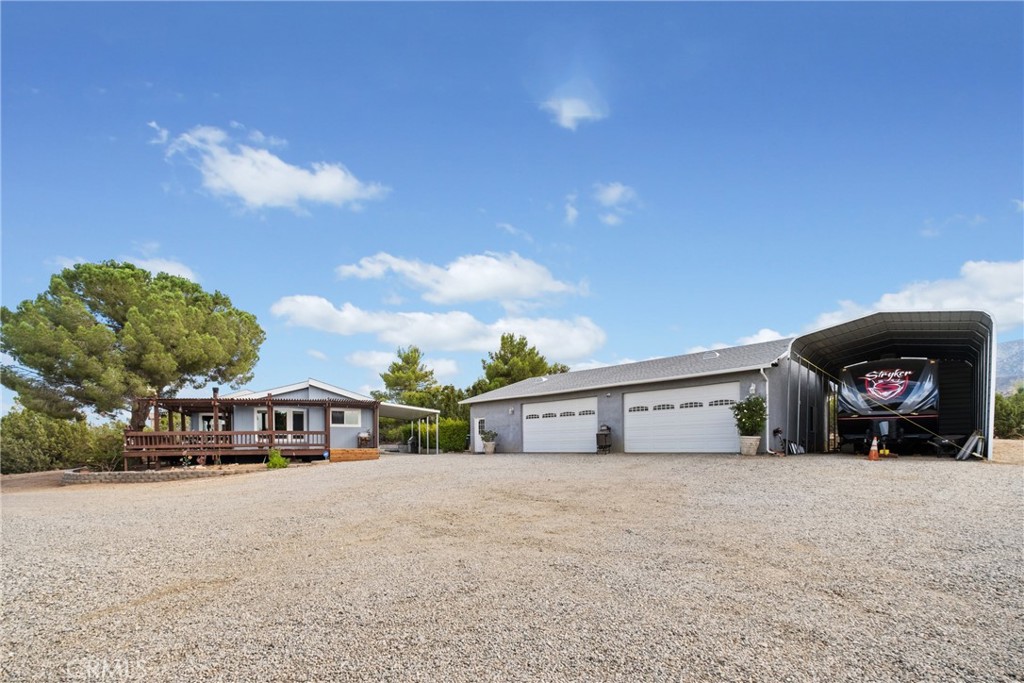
[
  {"xmin": 373, "ymin": 403, "xmax": 380, "ymax": 448},
  {"xmin": 324, "ymin": 404, "xmax": 331, "ymax": 452},
  {"xmin": 267, "ymin": 394, "xmax": 275, "ymax": 448}
]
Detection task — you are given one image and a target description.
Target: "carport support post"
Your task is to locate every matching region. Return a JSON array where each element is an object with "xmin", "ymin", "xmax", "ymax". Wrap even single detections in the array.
[{"xmin": 435, "ymin": 416, "xmax": 440, "ymax": 454}]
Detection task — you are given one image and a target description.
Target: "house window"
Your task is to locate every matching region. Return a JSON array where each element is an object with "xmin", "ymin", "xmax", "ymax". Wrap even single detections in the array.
[
  {"xmin": 330, "ymin": 409, "xmax": 361, "ymax": 428},
  {"xmin": 256, "ymin": 409, "xmax": 307, "ymax": 431},
  {"xmin": 653, "ymin": 404, "xmax": 674, "ymax": 411},
  {"xmin": 628, "ymin": 405, "xmax": 649, "ymax": 412},
  {"xmin": 680, "ymin": 401, "xmax": 704, "ymax": 409},
  {"xmin": 560, "ymin": 411, "xmax": 576, "ymax": 417},
  {"xmin": 579, "ymin": 409, "xmax": 596, "ymax": 416},
  {"xmin": 542, "ymin": 412, "xmax": 557, "ymax": 418},
  {"xmin": 198, "ymin": 413, "xmax": 230, "ymax": 431},
  {"xmin": 525, "ymin": 414, "xmax": 540, "ymax": 420},
  {"xmin": 709, "ymin": 399, "xmax": 735, "ymax": 407}
]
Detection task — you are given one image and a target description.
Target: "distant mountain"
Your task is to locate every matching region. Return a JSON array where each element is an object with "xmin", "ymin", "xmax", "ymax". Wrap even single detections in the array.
[{"xmin": 997, "ymin": 339, "xmax": 1024, "ymax": 394}]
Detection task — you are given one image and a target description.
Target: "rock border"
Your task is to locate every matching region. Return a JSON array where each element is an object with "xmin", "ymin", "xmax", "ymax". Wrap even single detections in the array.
[{"xmin": 61, "ymin": 467, "xmax": 242, "ymax": 486}]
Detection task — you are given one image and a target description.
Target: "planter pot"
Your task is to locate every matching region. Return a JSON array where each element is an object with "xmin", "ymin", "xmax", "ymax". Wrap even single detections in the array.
[
  {"xmin": 740, "ymin": 435, "xmax": 761, "ymax": 456},
  {"xmin": 483, "ymin": 441, "xmax": 496, "ymax": 455}
]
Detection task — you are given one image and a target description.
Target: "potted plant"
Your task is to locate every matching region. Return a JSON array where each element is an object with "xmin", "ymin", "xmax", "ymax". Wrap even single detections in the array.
[
  {"xmin": 731, "ymin": 394, "xmax": 767, "ymax": 456},
  {"xmin": 480, "ymin": 429, "xmax": 498, "ymax": 455}
]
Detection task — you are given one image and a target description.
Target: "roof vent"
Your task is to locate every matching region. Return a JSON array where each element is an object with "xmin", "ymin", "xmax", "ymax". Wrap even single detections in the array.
[{"xmin": 702, "ymin": 351, "xmax": 720, "ymax": 360}]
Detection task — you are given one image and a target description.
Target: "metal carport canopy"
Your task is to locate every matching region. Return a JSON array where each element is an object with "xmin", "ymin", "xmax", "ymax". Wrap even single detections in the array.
[
  {"xmin": 378, "ymin": 402, "xmax": 440, "ymax": 420},
  {"xmin": 787, "ymin": 310, "xmax": 996, "ymax": 459},
  {"xmin": 788, "ymin": 310, "xmax": 994, "ymax": 377}
]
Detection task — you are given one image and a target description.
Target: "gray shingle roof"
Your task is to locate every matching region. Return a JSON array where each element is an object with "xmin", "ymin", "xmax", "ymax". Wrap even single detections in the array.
[{"xmin": 462, "ymin": 338, "xmax": 793, "ymax": 405}]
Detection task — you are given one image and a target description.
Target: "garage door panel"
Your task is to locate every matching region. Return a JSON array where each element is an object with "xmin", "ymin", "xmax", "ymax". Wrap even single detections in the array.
[
  {"xmin": 523, "ymin": 398, "xmax": 598, "ymax": 453},
  {"xmin": 625, "ymin": 383, "xmax": 739, "ymax": 453}
]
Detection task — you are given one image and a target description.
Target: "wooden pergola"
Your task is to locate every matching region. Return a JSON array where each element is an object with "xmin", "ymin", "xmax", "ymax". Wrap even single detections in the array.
[{"xmin": 123, "ymin": 390, "xmax": 380, "ymax": 470}]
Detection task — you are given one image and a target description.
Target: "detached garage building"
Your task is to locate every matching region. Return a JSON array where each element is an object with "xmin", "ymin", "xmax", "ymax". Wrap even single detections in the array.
[{"xmin": 462, "ymin": 311, "xmax": 996, "ymax": 459}]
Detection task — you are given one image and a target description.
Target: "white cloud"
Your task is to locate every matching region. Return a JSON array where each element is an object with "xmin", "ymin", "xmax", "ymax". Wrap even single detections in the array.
[
  {"xmin": 127, "ymin": 257, "xmax": 199, "ymax": 282},
  {"xmin": 337, "ymin": 252, "xmax": 582, "ymax": 307},
  {"xmin": 809, "ymin": 260, "xmax": 1024, "ymax": 332},
  {"xmin": 164, "ymin": 124, "xmax": 388, "ymax": 211},
  {"xmin": 51, "ymin": 255, "xmax": 87, "ymax": 269},
  {"xmin": 737, "ymin": 328, "xmax": 787, "ymax": 345},
  {"xmin": 570, "ymin": 357, "xmax": 645, "ymax": 372},
  {"xmin": 146, "ymin": 121, "xmax": 168, "ymax": 145},
  {"xmin": 307, "ymin": 349, "xmax": 328, "ymax": 361},
  {"xmin": 346, "ymin": 350, "xmax": 397, "ymax": 371},
  {"xmin": 270, "ymin": 296, "xmax": 606, "ymax": 361},
  {"xmin": 593, "ymin": 182, "xmax": 638, "ymax": 225},
  {"xmin": 1012, "ymin": 199, "xmax": 1023, "ymax": 212},
  {"xmin": 685, "ymin": 342, "xmax": 731, "ymax": 354},
  {"xmin": 247, "ymin": 129, "xmax": 287, "ymax": 148},
  {"xmin": 541, "ymin": 97, "xmax": 607, "ymax": 131},
  {"xmin": 564, "ymin": 194, "xmax": 579, "ymax": 225},
  {"xmin": 594, "ymin": 181, "xmax": 637, "ymax": 208},
  {"xmin": 425, "ymin": 357, "xmax": 459, "ymax": 378}
]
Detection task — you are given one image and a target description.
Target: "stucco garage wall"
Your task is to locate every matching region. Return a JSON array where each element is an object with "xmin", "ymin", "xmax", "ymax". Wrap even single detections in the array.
[{"xmin": 470, "ymin": 369, "xmax": 771, "ymax": 454}]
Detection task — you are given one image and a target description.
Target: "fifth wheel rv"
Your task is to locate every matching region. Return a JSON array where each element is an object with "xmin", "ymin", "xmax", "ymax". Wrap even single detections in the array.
[{"xmin": 836, "ymin": 359, "xmax": 939, "ymax": 454}]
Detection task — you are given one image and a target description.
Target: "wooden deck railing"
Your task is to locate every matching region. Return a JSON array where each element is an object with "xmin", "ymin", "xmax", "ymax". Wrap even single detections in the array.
[{"xmin": 124, "ymin": 430, "xmax": 326, "ymax": 453}]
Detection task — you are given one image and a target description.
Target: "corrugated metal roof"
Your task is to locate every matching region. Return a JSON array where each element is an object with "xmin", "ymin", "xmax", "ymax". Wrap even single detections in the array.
[
  {"xmin": 790, "ymin": 310, "xmax": 994, "ymax": 377},
  {"xmin": 462, "ymin": 338, "xmax": 793, "ymax": 405}
]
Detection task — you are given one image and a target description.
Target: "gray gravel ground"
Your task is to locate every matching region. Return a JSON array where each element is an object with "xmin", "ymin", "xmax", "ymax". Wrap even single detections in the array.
[{"xmin": 3, "ymin": 453, "xmax": 1022, "ymax": 682}]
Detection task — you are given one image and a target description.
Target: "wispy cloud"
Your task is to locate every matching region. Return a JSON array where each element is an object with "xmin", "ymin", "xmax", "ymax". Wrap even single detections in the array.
[
  {"xmin": 540, "ymin": 77, "xmax": 607, "ymax": 131},
  {"xmin": 146, "ymin": 121, "xmax": 169, "ymax": 145},
  {"xmin": 541, "ymin": 97, "xmax": 607, "ymax": 131},
  {"xmin": 307, "ymin": 349, "xmax": 329, "ymax": 361},
  {"xmin": 593, "ymin": 181, "xmax": 638, "ymax": 225},
  {"xmin": 919, "ymin": 213, "xmax": 986, "ymax": 238},
  {"xmin": 594, "ymin": 181, "xmax": 637, "ymax": 208},
  {"xmin": 498, "ymin": 222, "xmax": 533, "ymax": 243},
  {"xmin": 158, "ymin": 122, "xmax": 388, "ymax": 212},
  {"xmin": 564, "ymin": 194, "xmax": 579, "ymax": 225},
  {"xmin": 1012, "ymin": 199, "xmax": 1023, "ymax": 212},
  {"xmin": 271, "ymin": 296, "xmax": 606, "ymax": 361},
  {"xmin": 337, "ymin": 251, "xmax": 583, "ymax": 308}
]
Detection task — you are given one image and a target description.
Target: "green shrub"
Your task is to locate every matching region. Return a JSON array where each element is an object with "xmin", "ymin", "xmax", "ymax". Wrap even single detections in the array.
[
  {"xmin": 266, "ymin": 449, "xmax": 289, "ymax": 469},
  {"xmin": 0, "ymin": 405, "xmax": 125, "ymax": 473},
  {"xmin": 730, "ymin": 394, "xmax": 767, "ymax": 437},
  {"xmin": 994, "ymin": 385, "xmax": 1024, "ymax": 439},
  {"xmin": 399, "ymin": 418, "xmax": 469, "ymax": 452}
]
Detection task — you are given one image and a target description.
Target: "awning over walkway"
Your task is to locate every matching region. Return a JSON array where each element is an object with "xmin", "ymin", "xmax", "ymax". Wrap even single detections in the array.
[{"xmin": 378, "ymin": 402, "xmax": 440, "ymax": 421}]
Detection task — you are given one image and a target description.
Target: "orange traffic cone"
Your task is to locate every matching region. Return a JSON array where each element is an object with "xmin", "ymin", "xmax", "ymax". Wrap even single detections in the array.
[{"xmin": 868, "ymin": 436, "xmax": 880, "ymax": 461}]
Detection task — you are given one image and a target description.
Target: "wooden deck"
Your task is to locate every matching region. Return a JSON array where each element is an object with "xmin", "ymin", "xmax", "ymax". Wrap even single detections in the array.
[{"xmin": 123, "ymin": 430, "xmax": 330, "ymax": 468}]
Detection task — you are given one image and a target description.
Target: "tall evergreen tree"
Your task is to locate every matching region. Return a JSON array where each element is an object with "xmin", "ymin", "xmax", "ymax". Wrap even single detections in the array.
[{"xmin": 1, "ymin": 261, "xmax": 265, "ymax": 430}]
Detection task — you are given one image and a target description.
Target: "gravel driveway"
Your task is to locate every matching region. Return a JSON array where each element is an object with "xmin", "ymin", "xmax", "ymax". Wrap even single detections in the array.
[{"xmin": 3, "ymin": 453, "xmax": 1021, "ymax": 682}]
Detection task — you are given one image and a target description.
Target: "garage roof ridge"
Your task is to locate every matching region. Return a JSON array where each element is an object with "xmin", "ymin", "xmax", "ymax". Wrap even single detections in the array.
[{"xmin": 462, "ymin": 337, "xmax": 793, "ymax": 405}]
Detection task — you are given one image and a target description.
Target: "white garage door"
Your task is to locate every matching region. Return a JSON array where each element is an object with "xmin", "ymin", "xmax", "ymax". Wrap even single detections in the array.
[
  {"xmin": 624, "ymin": 383, "xmax": 739, "ymax": 453},
  {"xmin": 523, "ymin": 398, "xmax": 599, "ymax": 453}
]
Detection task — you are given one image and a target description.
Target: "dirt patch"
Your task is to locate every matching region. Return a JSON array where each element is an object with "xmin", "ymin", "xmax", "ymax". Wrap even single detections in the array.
[
  {"xmin": 992, "ymin": 438, "xmax": 1023, "ymax": 465},
  {"xmin": 0, "ymin": 470, "xmax": 64, "ymax": 493},
  {"xmin": 1, "ymin": 461, "xmax": 328, "ymax": 494}
]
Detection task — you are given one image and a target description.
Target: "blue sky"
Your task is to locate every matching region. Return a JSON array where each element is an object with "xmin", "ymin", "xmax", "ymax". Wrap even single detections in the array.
[{"xmin": 2, "ymin": 2, "xmax": 1022, "ymax": 404}]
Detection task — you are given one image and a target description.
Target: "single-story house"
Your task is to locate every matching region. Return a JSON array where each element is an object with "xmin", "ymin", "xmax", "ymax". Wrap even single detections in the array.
[
  {"xmin": 462, "ymin": 311, "xmax": 996, "ymax": 459},
  {"xmin": 123, "ymin": 378, "xmax": 440, "ymax": 469}
]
